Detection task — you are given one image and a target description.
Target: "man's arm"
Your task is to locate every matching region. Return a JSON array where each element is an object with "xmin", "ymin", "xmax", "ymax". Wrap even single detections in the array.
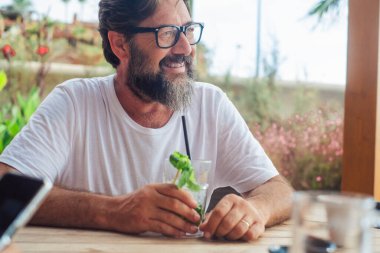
[
  {"xmin": 0, "ymin": 163, "xmax": 201, "ymax": 237},
  {"xmin": 0, "ymin": 162, "xmax": 13, "ymax": 176},
  {"xmin": 30, "ymin": 184, "xmax": 201, "ymax": 236},
  {"xmin": 242, "ymin": 175, "xmax": 293, "ymax": 227},
  {"xmin": 200, "ymin": 175, "xmax": 293, "ymax": 241}
]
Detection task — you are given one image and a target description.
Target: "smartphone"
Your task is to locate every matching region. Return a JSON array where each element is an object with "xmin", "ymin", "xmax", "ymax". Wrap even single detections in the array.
[{"xmin": 0, "ymin": 173, "xmax": 52, "ymax": 250}]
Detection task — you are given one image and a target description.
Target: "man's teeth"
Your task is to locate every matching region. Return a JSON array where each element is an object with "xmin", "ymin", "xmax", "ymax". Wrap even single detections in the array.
[{"xmin": 165, "ymin": 62, "xmax": 184, "ymax": 68}]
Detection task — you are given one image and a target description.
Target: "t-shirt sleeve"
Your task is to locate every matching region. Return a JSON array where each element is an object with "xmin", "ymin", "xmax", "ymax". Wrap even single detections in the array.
[
  {"xmin": 215, "ymin": 92, "xmax": 278, "ymax": 193},
  {"xmin": 0, "ymin": 86, "xmax": 75, "ymax": 183}
]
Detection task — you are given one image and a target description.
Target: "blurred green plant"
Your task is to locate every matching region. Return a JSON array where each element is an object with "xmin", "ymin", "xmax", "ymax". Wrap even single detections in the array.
[
  {"xmin": 195, "ymin": 42, "xmax": 212, "ymax": 81},
  {"xmin": 0, "ymin": 70, "xmax": 7, "ymax": 91},
  {"xmin": 234, "ymin": 39, "xmax": 283, "ymax": 128},
  {"xmin": 240, "ymin": 79, "xmax": 279, "ymax": 128},
  {"xmin": 308, "ymin": 0, "xmax": 346, "ymax": 26},
  {"xmin": 0, "ymin": 74, "xmax": 40, "ymax": 153},
  {"xmin": 309, "ymin": 0, "xmax": 341, "ymax": 20}
]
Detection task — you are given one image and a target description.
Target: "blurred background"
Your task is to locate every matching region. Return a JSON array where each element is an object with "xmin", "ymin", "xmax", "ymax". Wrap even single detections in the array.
[{"xmin": 0, "ymin": 0, "xmax": 346, "ymax": 191}]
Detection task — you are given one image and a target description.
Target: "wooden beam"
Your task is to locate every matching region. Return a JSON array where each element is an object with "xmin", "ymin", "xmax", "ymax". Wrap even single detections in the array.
[{"xmin": 342, "ymin": 0, "xmax": 380, "ymax": 200}]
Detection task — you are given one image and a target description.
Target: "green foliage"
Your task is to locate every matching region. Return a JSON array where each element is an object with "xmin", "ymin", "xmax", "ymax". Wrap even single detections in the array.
[
  {"xmin": 72, "ymin": 26, "xmax": 86, "ymax": 37},
  {"xmin": 214, "ymin": 54, "xmax": 282, "ymax": 128},
  {"xmin": 169, "ymin": 151, "xmax": 203, "ymax": 224},
  {"xmin": 308, "ymin": 0, "xmax": 344, "ymax": 26},
  {"xmin": 169, "ymin": 151, "xmax": 201, "ymax": 192},
  {"xmin": 293, "ymin": 86, "xmax": 320, "ymax": 115},
  {"xmin": 195, "ymin": 42, "xmax": 212, "ymax": 80},
  {"xmin": 194, "ymin": 204, "xmax": 205, "ymax": 223},
  {"xmin": 0, "ymin": 87, "xmax": 40, "ymax": 153},
  {"xmin": 237, "ymin": 79, "xmax": 280, "ymax": 129},
  {"xmin": 0, "ymin": 71, "xmax": 7, "ymax": 92},
  {"xmin": 233, "ymin": 37, "xmax": 283, "ymax": 129},
  {"xmin": 308, "ymin": 0, "xmax": 341, "ymax": 20}
]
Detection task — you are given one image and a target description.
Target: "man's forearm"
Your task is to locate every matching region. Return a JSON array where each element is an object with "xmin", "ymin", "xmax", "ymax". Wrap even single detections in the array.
[
  {"xmin": 0, "ymin": 162, "xmax": 115, "ymax": 230},
  {"xmin": 243, "ymin": 175, "xmax": 293, "ymax": 227},
  {"xmin": 0, "ymin": 162, "xmax": 12, "ymax": 175},
  {"xmin": 0, "ymin": 162, "xmax": 201, "ymax": 236},
  {"xmin": 30, "ymin": 186, "xmax": 114, "ymax": 230}
]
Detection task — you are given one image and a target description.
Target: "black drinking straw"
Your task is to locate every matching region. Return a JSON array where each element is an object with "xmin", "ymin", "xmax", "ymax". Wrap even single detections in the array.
[{"xmin": 181, "ymin": 115, "xmax": 191, "ymax": 160}]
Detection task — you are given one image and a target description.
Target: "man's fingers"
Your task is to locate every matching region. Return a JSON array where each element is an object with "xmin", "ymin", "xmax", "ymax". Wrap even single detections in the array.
[
  {"xmin": 199, "ymin": 197, "xmax": 234, "ymax": 238},
  {"xmin": 152, "ymin": 208, "xmax": 198, "ymax": 234},
  {"xmin": 214, "ymin": 209, "xmax": 244, "ymax": 238},
  {"xmin": 148, "ymin": 219, "xmax": 186, "ymax": 238},
  {"xmin": 154, "ymin": 191, "xmax": 200, "ymax": 224},
  {"xmin": 225, "ymin": 217, "xmax": 253, "ymax": 240},
  {"xmin": 156, "ymin": 184, "xmax": 198, "ymax": 208},
  {"xmin": 242, "ymin": 222, "xmax": 264, "ymax": 241}
]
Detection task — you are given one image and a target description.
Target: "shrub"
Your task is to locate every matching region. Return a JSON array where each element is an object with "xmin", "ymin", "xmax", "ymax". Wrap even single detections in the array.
[
  {"xmin": 252, "ymin": 108, "xmax": 343, "ymax": 190},
  {"xmin": 0, "ymin": 87, "xmax": 40, "ymax": 153}
]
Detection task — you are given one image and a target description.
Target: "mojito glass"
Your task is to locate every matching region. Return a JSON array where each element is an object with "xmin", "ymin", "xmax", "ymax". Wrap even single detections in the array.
[{"xmin": 164, "ymin": 159, "xmax": 211, "ymax": 238}]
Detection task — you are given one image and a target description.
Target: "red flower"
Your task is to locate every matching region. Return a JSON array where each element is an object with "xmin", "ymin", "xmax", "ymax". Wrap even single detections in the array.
[
  {"xmin": 1, "ymin": 44, "xmax": 16, "ymax": 60},
  {"xmin": 36, "ymin": 45, "xmax": 49, "ymax": 56}
]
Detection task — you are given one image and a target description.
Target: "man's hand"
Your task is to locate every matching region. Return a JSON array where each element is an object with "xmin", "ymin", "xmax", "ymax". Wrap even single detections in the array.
[
  {"xmin": 199, "ymin": 194, "xmax": 266, "ymax": 241},
  {"xmin": 200, "ymin": 176, "xmax": 293, "ymax": 241},
  {"xmin": 106, "ymin": 184, "xmax": 201, "ymax": 237}
]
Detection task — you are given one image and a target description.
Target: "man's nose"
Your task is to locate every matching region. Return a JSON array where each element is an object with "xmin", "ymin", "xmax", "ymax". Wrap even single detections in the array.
[{"xmin": 171, "ymin": 32, "xmax": 192, "ymax": 56}]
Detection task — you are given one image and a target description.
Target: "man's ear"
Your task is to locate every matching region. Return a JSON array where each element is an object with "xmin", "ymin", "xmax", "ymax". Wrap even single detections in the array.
[{"xmin": 108, "ymin": 31, "xmax": 130, "ymax": 61}]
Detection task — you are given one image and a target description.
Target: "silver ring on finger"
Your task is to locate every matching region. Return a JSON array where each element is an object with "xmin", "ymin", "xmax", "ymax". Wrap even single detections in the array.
[{"xmin": 240, "ymin": 218, "xmax": 251, "ymax": 228}]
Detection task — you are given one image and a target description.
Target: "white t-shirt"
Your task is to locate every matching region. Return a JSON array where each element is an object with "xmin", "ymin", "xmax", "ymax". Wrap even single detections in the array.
[{"xmin": 0, "ymin": 75, "xmax": 278, "ymax": 205}]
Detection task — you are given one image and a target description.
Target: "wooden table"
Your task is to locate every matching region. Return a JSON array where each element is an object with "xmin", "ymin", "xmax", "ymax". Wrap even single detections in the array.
[{"xmin": 8, "ymin": 222, "xmax": 380, "ymax": 253}]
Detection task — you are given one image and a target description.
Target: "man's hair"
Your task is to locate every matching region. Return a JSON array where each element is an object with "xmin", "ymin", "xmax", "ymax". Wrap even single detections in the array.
[{"xmin": 98, "ymin": 0, "xmax": 190, "ymax": 68}]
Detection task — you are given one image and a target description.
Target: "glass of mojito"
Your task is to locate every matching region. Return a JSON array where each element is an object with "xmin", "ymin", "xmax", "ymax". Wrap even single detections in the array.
[{"xmin": 163, "ymin": 153, "xmax": 211, "ymax": 238}]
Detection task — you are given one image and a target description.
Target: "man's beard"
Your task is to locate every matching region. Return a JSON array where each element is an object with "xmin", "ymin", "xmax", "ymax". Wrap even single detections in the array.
[{"xmin": 126, "ymin": 41, "xmax": 194, "ymax": 112}]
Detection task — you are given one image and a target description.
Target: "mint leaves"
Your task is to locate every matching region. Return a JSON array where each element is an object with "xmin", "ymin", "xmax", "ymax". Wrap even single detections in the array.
[
  {"xmin": 169, "ymin": 151, "xmax": 201, "ymax": 192},
  {"xmin": 169, "ymin": 151, "xmax": 205, "ymax": 225}
]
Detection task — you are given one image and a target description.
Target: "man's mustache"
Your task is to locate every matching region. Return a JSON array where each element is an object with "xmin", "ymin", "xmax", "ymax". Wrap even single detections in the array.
[{"xmin": 160, "ymin": 55, "xmax": 193, "ymax": 66}]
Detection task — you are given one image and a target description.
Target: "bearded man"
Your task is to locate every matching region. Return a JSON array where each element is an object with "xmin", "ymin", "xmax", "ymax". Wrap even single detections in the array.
[{"xmin": 0, "ymin": 0, "xmax": 293, "ymax": 241}]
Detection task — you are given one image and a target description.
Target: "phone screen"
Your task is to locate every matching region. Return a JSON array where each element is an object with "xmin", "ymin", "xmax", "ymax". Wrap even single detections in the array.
[{"xmin": 0, "ymin": 173, "xmax": 48, "ymax": 237}]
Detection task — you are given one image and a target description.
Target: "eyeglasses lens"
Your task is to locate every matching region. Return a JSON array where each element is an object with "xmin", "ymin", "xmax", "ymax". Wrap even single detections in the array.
[{"xmin": 157, "ymin": 24, "xmax": 202, "ymax": 48}]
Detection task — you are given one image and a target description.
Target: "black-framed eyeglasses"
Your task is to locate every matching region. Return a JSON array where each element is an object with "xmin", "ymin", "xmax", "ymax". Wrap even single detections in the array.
[{"xmin": 128, "ymin": 22, "xmax": 204, "ymax": 49}]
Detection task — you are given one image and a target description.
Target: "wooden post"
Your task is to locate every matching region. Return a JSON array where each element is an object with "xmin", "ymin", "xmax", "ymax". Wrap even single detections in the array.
[{"xmin": 342, "ymin": 0, "xmax": 380, "ymax": 200}]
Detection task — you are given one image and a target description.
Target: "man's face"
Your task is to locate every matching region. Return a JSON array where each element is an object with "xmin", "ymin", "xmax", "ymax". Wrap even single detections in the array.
[
  {"xmin": 124, "ymin": 0, "xmax": 196, "ymax": 111},
  {"xmin": 126, "ymin": 40, "xmax": 194, "ymax": 111}
]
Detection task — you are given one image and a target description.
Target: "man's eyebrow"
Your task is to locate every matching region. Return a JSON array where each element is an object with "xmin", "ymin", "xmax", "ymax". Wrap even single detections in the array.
[
  {"xmin": 157, "ymin": 21, "xmax": 194, "ymax": 27},
  {"xmin": 183, "ymin": 21, "xmax": 194, "ymax": 26}
]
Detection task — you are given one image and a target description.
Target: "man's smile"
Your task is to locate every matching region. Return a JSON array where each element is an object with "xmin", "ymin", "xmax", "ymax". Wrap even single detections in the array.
[
  {"xmin": 164, "ymin": 61, "xmax": 185, "ymax": 68},
  {"xmin": 160, "ymin": 56, "xmax": 187, "ymax": 73}
]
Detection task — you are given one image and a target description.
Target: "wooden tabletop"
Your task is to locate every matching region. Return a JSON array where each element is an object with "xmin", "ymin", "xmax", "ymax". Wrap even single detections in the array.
[{"xmin": 7, "ymin": 221, "xmax": 380, "ymax": 253}]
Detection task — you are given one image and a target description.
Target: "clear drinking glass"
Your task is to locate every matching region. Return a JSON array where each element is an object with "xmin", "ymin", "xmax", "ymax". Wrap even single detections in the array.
[
  {"xmin": 163, "ymin": 159, "xmax": 211, "ymax": 238},
  {"xmin": 291, "ymin": 191, "xmax": 378, "ymax": 253}
]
